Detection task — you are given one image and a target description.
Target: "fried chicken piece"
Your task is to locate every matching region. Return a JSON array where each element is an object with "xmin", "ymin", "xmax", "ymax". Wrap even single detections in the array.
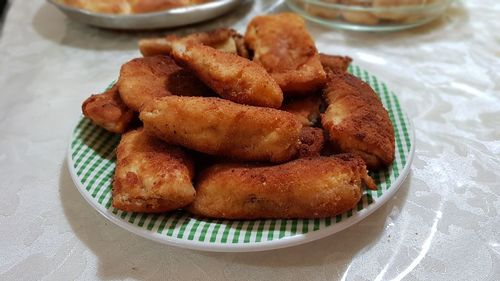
[
  {"xmin": 281, "ymin": 95, "xmax": 322, "ymax": 126},
  {"xmin": 139, "ymin": 38, "xmax": 173, "ymax": 57},
  {"xmin": 117, "ymin": 55, "xmax": 211, "ymax": 112},
  {"xmin": 112, "ymin": 128, "xmax": 195, "ymax": 213},
  {"xmin": 187, "ymin": 154, "xmax": 376, "ymax": 219},
  {"xmin": 81, "ymin": 85, "xmax": 134, "ymax": 134},
  {"xmin": 245, "ymin": 13, "xmax": 327, "ymax": 95},
  {"xmin": 170, "ymin": 42, "xmax": 283, "ymax": 108},
  {"xmin": 297, "ymin": 127, "xmax": 324, "ymax": 158},
  {"xmin": 139, "ymin": 28, "xmax": 249, "ymax": 58},
  {"xmin": 320, "ymin": 53, "xmax": 352, "ymax": 74},
  {"xmin": 321, "ymin": 72, "xmax": 395, "ymax": 169},
  {"xmin": 140, "ymin": 96, "xmax": 302, "ymax": 163}
]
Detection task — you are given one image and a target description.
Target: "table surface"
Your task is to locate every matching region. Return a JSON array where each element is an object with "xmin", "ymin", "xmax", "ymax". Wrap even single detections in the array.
[{"xmin": 1, "ymin": 0, "xmax": 499, "ymax": 280}]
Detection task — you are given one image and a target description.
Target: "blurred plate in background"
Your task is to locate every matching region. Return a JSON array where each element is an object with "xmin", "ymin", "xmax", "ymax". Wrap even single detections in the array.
[{"xmin": 286, "ymin": 0, "xmax": 454, "ymax": 32}]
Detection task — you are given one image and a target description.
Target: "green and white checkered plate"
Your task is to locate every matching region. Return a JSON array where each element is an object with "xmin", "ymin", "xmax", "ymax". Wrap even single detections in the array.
[{"xmin": 68, "ymin": 65, "xmax": 415, "ymax": 252}]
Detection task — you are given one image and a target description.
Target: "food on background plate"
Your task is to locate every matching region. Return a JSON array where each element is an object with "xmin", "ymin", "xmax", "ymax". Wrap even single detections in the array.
[
  {"xmin": 170, "ymin": 42, "xmax": 283, "ymax": 108},
  {"xmin": 139, "ymin": 28, "xmax": 249, "ymax": 58},
  {"xmin": 188, "ymin": 155, "xmax": 376, "ymax": 219},
  {"xmin": 59, "ymin": 0, "xmax": 211, "ymax": 15},
  {"xmin": 341, "ymin": 10, "xmax": 379, "ymax": 26},
  {"xmin": 372, "ymin": 0, "xmax": 427, "ymax": 21},
  {"xmin": 298, "ymin": 0, "xmax": 435, "ymax": 27},
  {"xmin": 60, "ymin": 0, "xmax": 130, "ymax": 14},
  {"xmin": 113, "ymin": 128, "xmax": 196, "ymax": 212},
  {"xmin": 118, "ymin": 55, "xmax": 211, "ymax": 112},
  {"xmin": 321, "ymin": 72, "xmax": 395, "ymax": 169},
  {"xmin": 140, "ymin": 96, "xmax": 302, "ymax": 163},
  {"xmin": 79, "ymin": 12, "xmax": 394, "ymax": 219},
  {"xmin": 81, "ymin": 85, "xmax": 134, "ymax": 134},
  {"xmin": 129, "ymin": 0, "xmax": 210, "ymax": 14},
  {"xmin": 245, "ymin": 13, "xmax": 327, "ymax": 95}
]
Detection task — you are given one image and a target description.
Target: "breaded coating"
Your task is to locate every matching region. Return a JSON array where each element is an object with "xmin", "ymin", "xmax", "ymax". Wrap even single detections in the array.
[
  {"xmin": 140, "ymin": 96, "xmax": 302, "ymax": 163},
  {"xmin": 188, "ymin": 154, "xmax": 376, "ymax": 219},
  {"xmin": 117, "ymin": 55, "xmax": 211, "ymax": 111},
  {"xmin": 321, "ymin": 73, "xmax": 395, "ymax": 169},
  {"xmin": 139, "ymin": 37, "xmax": 173, "ymax": 57},
  {"xmin": 171, "ymin": 42, "xmax": 283, "ymax": 108},
  {"xmin": 320, "ymin": 53, "xmax": 352, "ymax": 74},
  {"xmin": 297, "ymin": 127, "xmax": 324, "ymax": 158},
  {"xmin": 245, "ymin": 13, "xmax": 326, "ymax": 95},
  {"xmin": 81, "ymin": 85, "xmax": 134, "ymax": 134},
  {"xmin": 281, "ymin": 95, "xmax": 322, "ymax": 126},
  {"xmin": 139, "ymin": 28, "xmax": 249, "ymax": 58},
  {"xmin": 232, "ymin": 32, "xmax": 250, "ymax": 59},
  {"xmin": 112, "ymin": 128, "xmax": 196, "ymax": 213}
]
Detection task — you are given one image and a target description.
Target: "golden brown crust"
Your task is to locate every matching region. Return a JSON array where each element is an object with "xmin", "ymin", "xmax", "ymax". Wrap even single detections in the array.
[
  {"xmin": 139, "ymin": 29, "xmax": 249, "ymax": 58},
  {"xmin": 171, "ymin": 43, "xmax": 283, "ymax": 108},
  {"xmin": 320, "ymin": 53, "xmax": 352, "ymax": 74},
  {"xmin": 112, "ymin": 128, "xmax": 195, "ymax": 213},
  {"xmin": 321, "ymin": 72, "xmax": 395, "ymax": 169},
  {"xmin": 232, "ymin": 32, "xmax": 250, "ymax": 59},
  {"xmin": 244, "ymin": 13, "xmax": 327, "ymax": 95},
  {"xmin": 281, "ymin": 95, "xmax": 322, "ymax": 126},
  {"xmin": 117, "ymin": 55, "xmax": 211, "ymax": 112},
  {"xmin": 140, "ymin": 96, "xmax": 302, "ymax": 163},
  {"xmin": 297, "ymin": 127, "xmax": 324, "ymax": 158},
  {"xmin": 188, "ymin": 155, "xmax": 375, "ymax": 219},
  {"xmin": 139, "ymin": 38, "xmax": 173, "ymax": 57},
  {"xmin": 82, "ymin": 85, "xmax": 134, "ymax": 134}
]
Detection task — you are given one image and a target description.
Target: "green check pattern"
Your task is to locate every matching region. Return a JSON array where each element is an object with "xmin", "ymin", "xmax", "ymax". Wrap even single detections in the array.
[{"xmin": 70, "ymin": 65, "xmax": 412, "ymax": 245}]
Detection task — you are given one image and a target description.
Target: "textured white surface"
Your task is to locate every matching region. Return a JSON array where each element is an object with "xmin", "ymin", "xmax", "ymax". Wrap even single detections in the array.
[{"xmin": 0, "ymin": 0, "xmax": 499, "ymax": 280}]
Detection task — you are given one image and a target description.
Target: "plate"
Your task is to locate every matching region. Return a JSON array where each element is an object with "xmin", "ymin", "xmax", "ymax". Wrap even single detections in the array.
[
  {"xmin": 47, "ymin": 0, "xmax": 241, "ymax": 30},
  {"xmin": 67, "ymin": 65, "xmax": 415, "ymax": 252}
]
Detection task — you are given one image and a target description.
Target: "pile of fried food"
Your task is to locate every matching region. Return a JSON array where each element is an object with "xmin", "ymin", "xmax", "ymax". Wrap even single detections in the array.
[
  {"xmin": 59, "ymin": 0, "xmax": 211, "ymax": 15},
  {"xmin": 82, "ymin": 13, "xmax": 395, "ymax": 219}
]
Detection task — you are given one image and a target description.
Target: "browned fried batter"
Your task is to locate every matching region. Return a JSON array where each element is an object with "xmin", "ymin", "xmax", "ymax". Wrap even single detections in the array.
[
  {"xmin": 170, "ymin": 42, "xmax": 283, "ymax": 108},
  {"xmin": 320, "ymin": 53, "xmax": 352, "ymax": 74},
  {"xmin": 187, "ymin": 154, "xmax": 376, "ymax": 219},
  {"xmin": 139, "ymin": 28, "xmax": 249, "ymax": 58},
  {"xmin": 281, "ymin": 95, "xmax": 322, "ymax": 126},
  {"xmin": 112, "ymin": 128, "xmax": 196, "ymax": 213},
  {"xmin": 139, "ymin": 37, "xmax": 173, "ymax": 57},
  {"xmin": 297, "ymin": 127, "xmax": 324, "ymax": 158},
  {"xmin": 140, "ymin": 96, "xmax": 302, "ymax": 163},
  {"xmin": 245, "ymin": 13, "xmax": 327, "ymax": 95},
  {"xmin": 321, "ymin": 72, "xmax": 395, "ymax": 169},
  {"xmin": 82, "ymin": 85, "xmax": 134, "ymax": 134},
  {"xmin": 117, "ymin": 55, "xmax": 211, "ymax": 112}
]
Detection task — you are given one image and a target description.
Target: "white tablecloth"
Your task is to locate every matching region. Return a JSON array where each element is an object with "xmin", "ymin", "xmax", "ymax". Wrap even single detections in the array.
[{"xmin": 1, "ymin": 0, "xmax": 499, "ymax": 280}]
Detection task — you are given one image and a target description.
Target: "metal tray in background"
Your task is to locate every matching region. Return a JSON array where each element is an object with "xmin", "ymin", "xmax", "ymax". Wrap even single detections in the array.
[{"xmin": 47, "ymin": 0, "xmax": 241, "ymax": 30}]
